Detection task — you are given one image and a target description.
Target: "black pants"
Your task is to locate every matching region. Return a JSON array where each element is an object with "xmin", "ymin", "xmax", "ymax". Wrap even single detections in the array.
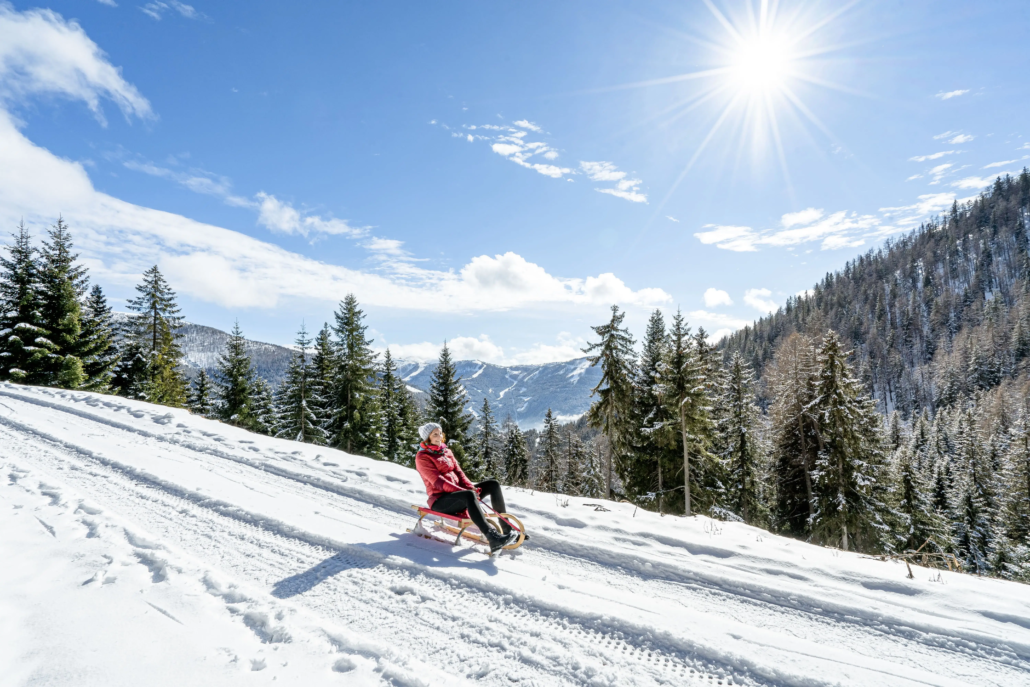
[{"xmin": 431, "ymin": 479, "xmax": 509, "ymax": 535}]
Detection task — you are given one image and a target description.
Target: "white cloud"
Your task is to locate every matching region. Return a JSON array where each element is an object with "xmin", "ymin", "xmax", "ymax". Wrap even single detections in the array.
[
  {"xmin": 949, "ymin": 134, "xmax": 974, "ymax": 144},
  {"xmin": 781, "ymin": 208, "xmax": 824, "ymax": 228},
  {"xmin": 983, "ymin": 159, "xmax": 1018, "ymax": 169},
  {"xmin": 686, "ymin": 310, "xmax": 751, "ymax": 334},
  {"xmin": 0, "ymin": 7, "xmax": 670, "ymax": 317},
  {"xmin": 140, "ymin": 2, "xmax": 198, "ymax": 20},
  {"xmin": 665, "ymin": 215, "xmax": 679, "ymax": 223},
  {"xmin": 935, "ymin": 89, "xmax": 968, "ymax": 100},
  {"xmin": 580, "ymin": 161, "xmax": 647, "ymax": 203},
  {"xmin": 743, "ymin": 288, "xmax": 778, "ymax": 314},
  {"xmin": 97, "ymin": 0, "xmax": 117, "ymax": 6},
  {"xmin": 933, "ymin": 131, "xmax": 957, "ymax": 140},
  {"xmin": 379, "ymin": 332, "xmax": 588, "ymax": 366},
  {"xmin": 0, "ymin": 6, "xmax": 151, "ymax": 125},
  {"xmin": 927, "ymin": 162, "xmax": 953, "ymax": 184},
  {"xmin": 694, "ymin": 225, "xmax": 758, "ymax": 252},
  {"xmin": 951, "ymin": 174, "xmax": 1010, "ymax": 190},
  {"xmin": 512, "ymin": 119, "xmax": 541, "ymax": 132},
  {"xmin": 879, "ymin": 193, "xmax": 956, "ymax": 227},
  {"xmin": 703, "ymin": 288, "xmax": 733, "ymax": 307},
  {"xmin": 906, "ymin": 174, "xmax": 923, "ymax": 181},
  {"xmin": 909, "ymin": 151, "xmax": 954, "ymax": 162}
]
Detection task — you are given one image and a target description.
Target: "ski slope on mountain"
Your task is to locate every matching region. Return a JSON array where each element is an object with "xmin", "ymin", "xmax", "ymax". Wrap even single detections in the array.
[{"xmin": 1, "ymin": 384, "xmax": 1029, "ymax": 687}]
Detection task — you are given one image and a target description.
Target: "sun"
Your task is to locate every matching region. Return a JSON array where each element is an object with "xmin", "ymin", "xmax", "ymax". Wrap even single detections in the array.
[{"xmin": 729, "ymin": 34, "xmax": 794, "ymax": 95}]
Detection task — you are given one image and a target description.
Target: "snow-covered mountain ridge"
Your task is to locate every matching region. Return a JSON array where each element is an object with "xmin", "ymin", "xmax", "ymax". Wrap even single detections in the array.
[
  {"xmin": 171, "ymin": 320, "xmax": 600, "ymax": 428},
  {"xmin": 2, "ymin": 383, "xmax": 1028, "ymax": 686}
]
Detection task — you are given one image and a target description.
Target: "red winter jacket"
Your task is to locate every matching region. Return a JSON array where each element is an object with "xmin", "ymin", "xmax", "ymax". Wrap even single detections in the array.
[{"xmin": 415, "ymin": 442, "xmax": 477, "ymax": 508}]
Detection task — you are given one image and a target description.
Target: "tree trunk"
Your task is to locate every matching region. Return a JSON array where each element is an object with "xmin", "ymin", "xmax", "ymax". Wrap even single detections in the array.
[
  {"xmin": 681, "ymin": 407, "xmax": 691, "ymax": 517},
  {"xmin": 799, "ymin": 413, "xmax": 814, "ymax": 525}
]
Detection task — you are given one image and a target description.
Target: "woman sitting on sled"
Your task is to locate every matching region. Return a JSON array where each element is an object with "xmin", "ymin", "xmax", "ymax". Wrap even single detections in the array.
[{"xmin": 415, "ymin": 422, "xmax": 519, "ymax": 553}]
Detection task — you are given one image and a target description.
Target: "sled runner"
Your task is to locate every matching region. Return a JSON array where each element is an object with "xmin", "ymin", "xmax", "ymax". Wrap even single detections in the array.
[{"xmin": 407, "ymin": 503, "xmax": 526, "ymax": 555}]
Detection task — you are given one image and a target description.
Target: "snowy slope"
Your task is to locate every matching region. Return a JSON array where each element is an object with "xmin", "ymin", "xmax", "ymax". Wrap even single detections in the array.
[{"xmin": 1, "ymin": 384, "xmax": 1029, "ymax": 687}]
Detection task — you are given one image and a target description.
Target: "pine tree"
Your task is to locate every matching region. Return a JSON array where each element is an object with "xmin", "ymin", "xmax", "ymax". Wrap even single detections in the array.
[
  {"xmin": 274, "ymin": 324, "xmax": 326, "ymax": 443},
  {"xmin": 584, "ymin": 305, "xmax": 636, "ymax": 499},
  {"xmin": 78, "ymin": 285, "xmax": 119, "ymax": 391},
  {"xmin": 470, "ymin": 397, "xmax": 499, "ymax": 481},
  {"xmin": 657, "ymin": 309, "xmax": 716, "ymax": 516},
  {"xmin": 581, "ymin": 440, "xmax": 606, "ymax": 498},
  {"xmin": 0, "ymin": 222, "xmax": 53, "ymax": 383},
  {"xmin": 949, "ymin": 406, "xmax": 998, "ymax": 574},
  {"xmin": 37, "ymin": 217, "xmax": 89, "ymax": 388},
  {"xmin": 563, "ymin": 429, "xmax": 586, "ymax": 497},
  {"xmin": 380, "ymin": 348, "xmax": 419, "ymax": 463},
  {"xmin": 537, "ymin": 408, "xmax": 562, "ymax": 492},
  {"xmin": 722, "ymin": 352, "xmax": 767, "ymax": 525},
  {"xmin": 215, "ymin": 321, "xmax": 257, "ymax": 428},
  {"xmin": 809, "ymin": 331, "xmax": 890, "ymax": 552},
  {"xmin": 188, "ymin": 369, "xmax": 215, "ymax": 417},
  {"xmin": 251, "ymin": 377, "xmax": 276, "ymax": 436},
  {"xmin": 502, "ymin": 417, "xmax": 529, "ymax": 486},
  {"xmin": 308, "ymin": 323, "xmax": 337, "ymax": 441},
  {"xmin": 330, "ymin": 294, "xmax": 380, "ymax": 455},
  {"xmin": 1003, "ymin": 403, "xmax": 1030, "ymax": 545},
  {"xmin": 427, "ymin": 342, "xmax": 474, "ymax": 460},
  {"xmin": 121, "ymin": 266, "xmax": 187, "ymax": 406},
  {"xmin": 768, "ymin": 333, "xmax": 820, "ymax": 536},
  {"xmin": 625, "ymin": 309, "xmax": 676, "ymax": 508}
]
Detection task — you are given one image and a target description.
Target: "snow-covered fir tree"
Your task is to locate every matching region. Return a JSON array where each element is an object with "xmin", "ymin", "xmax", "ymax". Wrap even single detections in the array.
[
  {"xmin": 118, "ymin": 265, "xmax": 187, "ymax": 406},
  {"xmin": 469, "ymin": 397, "xmax": 499, "ymax": 481},
  {"xmin": 188, "ymin": 369, "xmax": 215, "ymax": 418},
  {"xmin": 37, "ymin": 217, "xmax": 88, "ymax": 388},
  {"xmin": 722, "ymin": 352, "xmax": 767, "ymax": 526},
  {"xmin": 215, "ymin": 321, "xmax": 258, "ymax": 429},
  {"xmin": 949, "ymin": 405, "xmax": 998, "ymax": 574},
  {"xmin": 78, "ymin": 285, "xmax": 119, "ymax": 391},
  {"xmin": 0, "ymin": 222, "xmax": 53, "ymax": 383},
  {"xmin": 426, "ymin": 342, "xmax": 473, "ymax": 461},
  {"xmin": 584, "ymin": 304, "xmax": 636, "ymax": 500},
  {"xmin": 250, "ymin": 377, "xmax": 276, "ymax": 437},
  {"xmin": 308, "ymin": 323, "xmax": 337, "ymax": 442},
  {"xmin": 379, "ymin": 348, "xmax": 419, "ymax": 465},
  {"xmin": 274, "ymin": 324, "xmax": 327, "ymax": 444},
  {"xmin": 536, "ymin": 408, "xmax": 561, "ymax": 492},
  {"xmin": 563, "ymin": 429, "xmax": 586, "ymax": 497},
  {"xmin": 330, "ymin": 295, "xmax": 380, "ymax": 456},
  {"xmin": 502, "ymin": 417, "xmax": 529, "ymax": 487}
]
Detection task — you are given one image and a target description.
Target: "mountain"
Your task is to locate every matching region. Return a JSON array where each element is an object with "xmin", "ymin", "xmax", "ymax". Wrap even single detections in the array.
[
  {"xmin": 170, "ymin": 321, "xmax": 601, "ymax": 429},
  {"xmin": 398, "ymin": 358, "xmax": 601, "ymax": 429},
  {"xmin": 722, "ymin": 170, "xmax": 1030, "ymax": 415},
  {"xmin": 3, "ymin": 382, "xmax": 1028, "ymax": 686}
]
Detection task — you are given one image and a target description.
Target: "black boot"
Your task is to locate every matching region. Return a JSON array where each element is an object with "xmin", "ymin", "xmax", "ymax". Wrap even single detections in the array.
[{"xmin": 485, "ymin": 528, "xmax": 518, "ymax": 553}]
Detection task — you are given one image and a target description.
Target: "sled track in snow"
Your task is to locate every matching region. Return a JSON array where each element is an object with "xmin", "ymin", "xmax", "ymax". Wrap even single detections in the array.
[{"xmin": 2, "ymin": 386, "xmax": 1029, "ymax": 686}]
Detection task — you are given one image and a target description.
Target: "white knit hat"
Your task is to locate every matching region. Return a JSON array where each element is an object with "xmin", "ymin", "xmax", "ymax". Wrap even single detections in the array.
[{"xmin": 418, "ymin": 422, "xmax": 442, "ymax": 441}]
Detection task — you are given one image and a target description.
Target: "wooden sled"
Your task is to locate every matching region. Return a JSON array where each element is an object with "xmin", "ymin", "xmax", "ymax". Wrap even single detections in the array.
[{"xmin": 407, "ymin": 505, "xmax": 526, "ymax": 555}]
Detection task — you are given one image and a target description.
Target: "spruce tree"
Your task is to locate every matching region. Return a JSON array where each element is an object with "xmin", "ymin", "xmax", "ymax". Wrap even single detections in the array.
[
  {"xmin": 949, "ymin": 406, "xmax": 998, "ymax": 573},
  {"xmin": 502, "ymin": 417, "xmax": 529, "ymax": 486},
  {"xmin": 215, "ymin": 321, "xmax": 257, "ymax": 428},
  {"xmin": 308, "ymin": 323, "xmax": 337, "ymax": 440},
  {"xmin": 330, "ymin": 294, "xmax": 380, "ymax": 455},
  {"xmin": 122, "ymin": 266, "xmax": 187, "ymax": 406},
  {"xmin": 809, "ymin": 331, "xmax": 890, "ymax": 552},
  {"xmin": 251, "ymin": 377, "xmax": 276, "ymax": 436},
  {"xmin": 768, "ymin": 333, "xmax": 820, "ymax": 535},
  {"xmin": 0, "ymin": 222, "xmax": 53, "ymax": 383},
  {"xmin": 564, "ymin": 429, "xmax": 586, "ymax": 497},
  {"xmin": 722, "ymin": 352, "xmax": 767, "ymax": 525},
  {"xmin": 657, "ymin": 309, "xmax": 716, "ymax": 516},
  {"xmin": 470, "ymin": 397, "xmax": 499, "ymax": 481},
  {"xmin": 584, "ymin": 304, "xmax": 636, "ymax": 499},
  {"xmin": 581, "ymin": 441, "xmax": 606, "ymax": 498},
  {"xmin": 78, "ymin": 285, "xmax": 119, "ymax": 391},
  {"xmin": 274, "ymin": 324, "xmax": 326, "ymax": 443},
  {"xmin": 892, "ymin": 443, "xmax": 949, "ymax": 553},
  {"xmin": 537, "ymin": 408, "xmax": 561, "ymax": 492},
  {"xmin": 380, "ymin": 348, "xmax": 419, "ymax": 463},
  {"xmin": 1004, "ymin": 404, "xmax": 1030, "ymax": 545},
  {"xmin": 188, "ymin": 369, "xmax": 215, "ymax": 417},
  {"xmin": 427, "ymin": 342, "xmax": 474, "ymax": 460},
  {"xmin": 37, "ymin": 217, "xmax": 88, "ymax": 388}
]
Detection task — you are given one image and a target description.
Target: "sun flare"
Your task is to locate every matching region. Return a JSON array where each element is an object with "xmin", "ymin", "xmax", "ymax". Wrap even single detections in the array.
[{"xmin": 729, "ymin": 34, "xmax": 793, "ymax": 94}]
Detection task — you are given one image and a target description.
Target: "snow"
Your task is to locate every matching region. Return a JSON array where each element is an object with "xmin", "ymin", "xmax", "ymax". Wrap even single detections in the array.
[
  {"xmin": 2, "ymin": 382, "xmax": 1030, "ymax": 687},
  {"xmin": 566, "ymin": 358, "xmax": 592, "ymax": 384}
]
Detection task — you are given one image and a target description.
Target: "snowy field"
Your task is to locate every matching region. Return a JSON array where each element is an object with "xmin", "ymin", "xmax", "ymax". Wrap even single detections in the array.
[{"xmin": 1, "ymin": 384, "xmax": 1029, "ymax": 687}]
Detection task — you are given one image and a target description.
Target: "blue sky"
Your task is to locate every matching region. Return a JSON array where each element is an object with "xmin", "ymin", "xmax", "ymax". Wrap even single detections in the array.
[{"xmin": 1, "ymin": 0, "xmax": 1028, "ymax": 363}]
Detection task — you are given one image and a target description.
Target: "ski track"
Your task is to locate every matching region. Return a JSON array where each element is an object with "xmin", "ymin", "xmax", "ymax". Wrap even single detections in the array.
[{"xmin": 1, "ymin": 385, "xmax": 1029, "ymax": 686}]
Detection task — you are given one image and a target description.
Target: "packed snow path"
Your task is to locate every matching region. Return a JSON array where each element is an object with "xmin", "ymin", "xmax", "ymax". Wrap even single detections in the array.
[{"xmin": 1, "ymin": 385, "xmax": 1029, "ymax": 686}]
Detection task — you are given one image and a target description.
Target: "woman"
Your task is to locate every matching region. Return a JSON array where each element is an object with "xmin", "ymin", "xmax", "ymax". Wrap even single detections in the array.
[{"xmin": 414, "ymin": 422, "xmax": 519, "ymax": 552}]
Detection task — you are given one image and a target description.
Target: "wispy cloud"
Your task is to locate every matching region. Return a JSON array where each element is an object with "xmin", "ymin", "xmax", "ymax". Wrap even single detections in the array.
[
  {"xmin": 909, "ymin": 151, "xmax": 954, "ymax": 162},
  {"xmin": 934, "ymin": 131, "xmax": 958, "ymax": 140},
  {"xmin": 697, "ymin": 193, "xmax": 957, "ymax": 254},
  {"xmin": 254, "ymin": 193, "xmax": 366, "ymax": 238},
  {"xmin": 97, "ymin": 0, "xmax": 117, "ymax": 6},
  {"xmin": 580, "ymin": 161, "xmax": 646, "ymax": 203},
  {"xmin": 951, "ymin": 174, "xmax": 1012, "ymax": 191},
  {"xmin": 665, "ymin": 215, "xmax": 679, "ymax": 223},
  {"xmin": 927, "ymin": 162, "xmax": 953, "ymax": 185},
  {"xmin": 983, "ymin": 159, "xmax": 1017, "ymax": 169},
  {"xmin": 440, "ymin": 119, "xmax": 646, "ymax": 202},
  {"xmin": 906, "ymin": 174, "xmax": 923, "ymax": 182},
  {"xmin": 703, "ymin": 288, "xmax": 732, "ymax": 307},
  {"xmin": 139, "ymin": 1, "xmax": 198, "ymax": 20},
  {"xmin": 380, "ymin": 331, "xmax": 589, "ymax": 366},
  {"xmin": 935, "ymin": 89, "xmax": 969, "ymax": 100},
  {"xmin": 743, "ymin": 288, "xmax": 778, "ymax": 314},
  {"xmin": 949, "ymin": 134, "xmax": 974, "ymax": 144}
]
